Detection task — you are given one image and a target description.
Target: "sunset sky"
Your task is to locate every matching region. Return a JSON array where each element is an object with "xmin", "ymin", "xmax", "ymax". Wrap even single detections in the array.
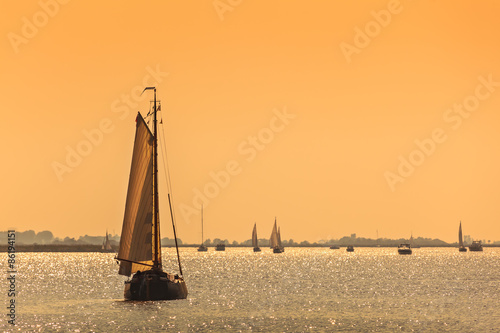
[{"xmin": 2, "ymin": 0, "xmax": 500, "ymax": 244}]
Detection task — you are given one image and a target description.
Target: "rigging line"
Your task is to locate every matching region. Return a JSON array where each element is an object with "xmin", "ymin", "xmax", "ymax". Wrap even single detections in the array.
[
  {"xmin": 158, "ymin": 123, "xmax": 173, "ymax": 208},
  {"xmin": 158, "ymin": 115, "xmax": 183, "ymax": 274},
  {"xmin": 159, "ymin": 120, "xmax": 177, "ymax": 223}
]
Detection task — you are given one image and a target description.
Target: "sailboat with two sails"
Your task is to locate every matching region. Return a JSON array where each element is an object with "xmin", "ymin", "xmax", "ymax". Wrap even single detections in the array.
[
  {"xmin": 270, "ymin": 218, "xmax": 284, "ymax": 253},
  {"xmin": 115, "ymin": 87, "xmax": 187, "ymax": 301},
  {"xmin": 101, "ymin": 230, "xmax": 114, "ymax": 253}
]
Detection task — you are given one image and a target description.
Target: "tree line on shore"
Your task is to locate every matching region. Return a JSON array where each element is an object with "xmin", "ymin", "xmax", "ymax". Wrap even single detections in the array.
[{"xmin": 1, "ymin": 230, "xmax": 498, "ymax": 247}]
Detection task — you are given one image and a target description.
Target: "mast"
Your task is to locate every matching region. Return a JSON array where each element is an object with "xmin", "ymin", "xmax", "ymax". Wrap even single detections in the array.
[
  {"xmin": 142, "ymin": 86, "xmax": 160, "ymax": 269},
  {"xmin": 152, "ymin": 87, "xmax": 160, "ymax": 269},
  {"xmin": 201, "ymin": 205, "xmax": 204, "ymax": 246}
]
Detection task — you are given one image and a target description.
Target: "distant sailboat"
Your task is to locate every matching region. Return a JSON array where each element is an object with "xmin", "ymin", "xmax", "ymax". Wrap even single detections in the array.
[
  {"xmin": 270, "ymin": 217, "xmax": 283, "ymax": 253},
  {"xmin": 458, "ymin": 221, "xmax": 467, "ymax": 252},
  {"xmin": 116, "ymin": 87, "xmax": 187, "ymax": 301},
  {"xmin": 252, "ymin": 223, "xmax": 261, "ymax": 252},
  {"xmin": 101, "ymin": 230, "xmax": 114, "ymax": 253},
  {"xmin": 198, "ymin": 205, "xmax": 207, "ymax": 252}
]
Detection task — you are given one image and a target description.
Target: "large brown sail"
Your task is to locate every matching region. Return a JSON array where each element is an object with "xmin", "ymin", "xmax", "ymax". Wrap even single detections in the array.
[{"xmin": 117, "ymin": 113, "xmax": 155, "ymax": 276}]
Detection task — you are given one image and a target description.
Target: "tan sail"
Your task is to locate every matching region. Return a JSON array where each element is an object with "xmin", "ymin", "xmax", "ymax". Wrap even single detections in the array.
[
  {"xmin": 118, "ymin": 114, "xmax": 155, "ymax": 277},
  {"xmin": 103, "ymin": 230, "xmax": 113, "ymax": 251},
  {"xmin": 270, "ymin": 218, "xmax": 279, "ymax": 248},
  {"xmin": 252, "ymin": 223, "xmax": 258, "ymax": 248},
  {"xmin": 277, "ymin": 226, "xmax": 282, "ymax": 248}
]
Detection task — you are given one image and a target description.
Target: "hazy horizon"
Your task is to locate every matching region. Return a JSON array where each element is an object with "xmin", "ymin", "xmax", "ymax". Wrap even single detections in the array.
[
  {"xmin": 2, "ymin": 227, "xmax": 497, "ymax": 245},
  {"xmin": 3, "ymin": 1, "xmax": 500, "ymax": 245}
]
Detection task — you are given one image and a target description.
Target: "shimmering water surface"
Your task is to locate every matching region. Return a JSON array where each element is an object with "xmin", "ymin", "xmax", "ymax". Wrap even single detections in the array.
[{"xmin": 1, "ymin": 247, "xmax": 499, "ymax": 332}]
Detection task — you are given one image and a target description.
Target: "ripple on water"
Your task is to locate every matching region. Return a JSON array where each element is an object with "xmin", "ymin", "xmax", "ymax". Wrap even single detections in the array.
[{"xmin": 1, "ymin": 248, "xmax": 499, "ymax": 332}]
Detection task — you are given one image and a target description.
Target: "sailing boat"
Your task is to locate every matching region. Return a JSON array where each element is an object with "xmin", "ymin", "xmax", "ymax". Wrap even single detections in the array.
[
  {"xmin": 458, "ymin": 221, "xmax": 467, "ymax": 252},
  {"xmin": 252, "ymin": 223, "xmax": 261, "ymax": 252},
  {"xmin": 197, "ymin": 206, "xmax": 207, "ymax": 252},
  {"xmin": 101, "ymin": 230, "xmax": 114, "ymax": 253},
  {"xmin": 269, "ymin": 217, "xmax": 283, "ymax": 253},
  {"xmin": 116, "ymin": 87, "xmax": 187, "ymax": 301}
]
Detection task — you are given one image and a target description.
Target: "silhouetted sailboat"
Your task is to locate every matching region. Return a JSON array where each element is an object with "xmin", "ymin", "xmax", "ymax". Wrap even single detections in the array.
[
  {"xmin": 458, "ymin": 221, "xmax": 467, "ymax": 252},
  {"xmin": 198, "ymin": 205, "xmax": 207, "ymax": 252},
  {"xmin": 252, "ymin": 223, "xmax": 261, "ymax": 252},
  {"xmin": 270, "ymin": 217, "xmax": 283, "ymax": 253},
  {"xmin": 101, "ymin": 230, "xmax": 114, "ymax": 253},
  {"xmin": 116, "ymin": 87, "xmax": 187, "ymax": 301}
]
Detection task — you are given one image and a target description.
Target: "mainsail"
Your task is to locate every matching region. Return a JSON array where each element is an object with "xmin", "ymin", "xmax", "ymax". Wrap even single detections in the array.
[
  {"xmin": 270, "ymin": 218, "xmax": 279, "ymax": 248},
  {"xmin": 277, "ymin": 227, "xmax": 282, "ymax": 248},
  {"xmin": 117, "ymin": 113, "xmax": 155, "ymax": 277},
  {"xmin": 458, "ymin": 221, "xmax": 464, "ymax": 247},
  {"xmin": 252, "ymin": 223, "xmax": 258, "ymax": 248},
  {"xmin": 103, "ymin": 231, "xmax": 113, "ymax": 251}
]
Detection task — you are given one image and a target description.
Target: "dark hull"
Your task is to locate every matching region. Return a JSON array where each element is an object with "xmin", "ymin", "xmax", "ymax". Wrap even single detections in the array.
[
  {"xmin": 273, "ymin": 246, "xmax": 283, "ymax": 253},
  {"xmin": 215, "ymin": 244, "xmax": 226, "ymax": 251},
  {"xmin": 398, "ymin": 249, "xmax": 412, "ymax": 255},
  {"xmin": 469, "ymin": 241, "xmax": 483, "ymax": 251},
  {"xmin": 459, "ymin": 246, "xmax": 467, "ymax": 252},
  {"xmin": 124, "ymin": 270, "xmax": 188, "ymax": 301},
  {"xmin": 346, "ymin": 247, "xmax": 354, "ymax": 252},
  {"xmin": 253, "ymin": 247, "xmax": 261, "ymax": 252},
  {"xmin": 197, "ymin": 246, "xmax": 208, "ymax": 252}
]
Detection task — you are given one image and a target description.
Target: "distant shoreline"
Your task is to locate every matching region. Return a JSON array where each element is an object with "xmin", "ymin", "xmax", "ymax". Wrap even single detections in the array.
[{"xmin": 1, "ymin": 244, "xmax": 498, "ymax": 252}]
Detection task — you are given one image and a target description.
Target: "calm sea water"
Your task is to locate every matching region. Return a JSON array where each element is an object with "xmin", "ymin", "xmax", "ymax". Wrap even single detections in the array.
[{"xmin": 1, "ymin": 247, "xmax": 499, "ymax": 332}]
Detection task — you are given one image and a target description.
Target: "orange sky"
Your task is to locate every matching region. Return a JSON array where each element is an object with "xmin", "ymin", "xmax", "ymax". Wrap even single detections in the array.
[{"xmin": 2, "ymin": 0, "xmax": 500, "ymax": 244}]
